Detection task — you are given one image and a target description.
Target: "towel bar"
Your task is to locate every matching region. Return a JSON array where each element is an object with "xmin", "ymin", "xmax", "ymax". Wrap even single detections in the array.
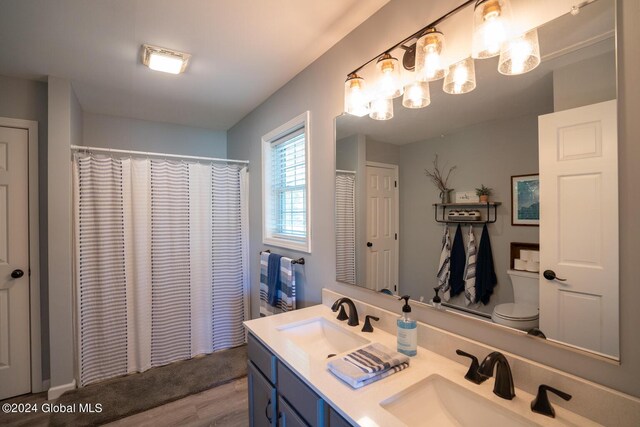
[{"xmin": 260, "ymin": 249, "xmax": 305, "ymax": 265}]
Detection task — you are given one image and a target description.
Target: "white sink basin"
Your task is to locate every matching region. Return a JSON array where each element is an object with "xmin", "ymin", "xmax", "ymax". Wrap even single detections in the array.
[
  {"xmin": 277, "ymin": 317, "xmax": 369, "ymax": 359},
  {"xmin": 380, "ymin": 374, "xmax": 538, "ymax": 427}
]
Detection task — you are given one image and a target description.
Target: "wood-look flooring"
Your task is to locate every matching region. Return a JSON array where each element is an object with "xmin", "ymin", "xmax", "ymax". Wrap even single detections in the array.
[{"xmin": 0, "ymin": 378, "xmax": 248, "ymax": 427}]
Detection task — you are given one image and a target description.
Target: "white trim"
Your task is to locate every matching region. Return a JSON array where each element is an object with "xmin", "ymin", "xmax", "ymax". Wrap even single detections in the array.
[
  {"xmin": 71, "ymin": 145, "xmax": 249, "ymax": 165},
  {"xmin": 47, "ymin": 379, "xmax": 76, "ymax": 400},
  {"xmin": 365, "ymin": 162, "xmax": 400, "ymax": 293},
  {"xmin": 0, "ymin": 117, "xmax": 43, "ymax": 393},
  {"xmin": 262, "ymin": 111, "xmax": 312, "ymax": 253}
]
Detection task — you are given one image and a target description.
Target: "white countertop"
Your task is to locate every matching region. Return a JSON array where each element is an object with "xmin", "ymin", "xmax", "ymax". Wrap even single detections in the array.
[{"xmin": 244, "ymin": 304, "xmax": 600, "ymax": 427}]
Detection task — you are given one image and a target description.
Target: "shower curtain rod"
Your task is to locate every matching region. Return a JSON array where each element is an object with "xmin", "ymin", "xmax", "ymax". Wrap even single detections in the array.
[{"xmin": 71, "ymin": 145, "xmax": 250, "ymax": 165}]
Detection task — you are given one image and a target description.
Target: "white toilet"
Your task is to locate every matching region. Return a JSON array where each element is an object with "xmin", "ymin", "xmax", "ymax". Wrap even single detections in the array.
[{"xmin": 491, "ymin": 269, "xmax": 539, "ymax": 331}]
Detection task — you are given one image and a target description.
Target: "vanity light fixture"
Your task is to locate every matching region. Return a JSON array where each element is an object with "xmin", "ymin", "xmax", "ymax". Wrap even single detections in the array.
[
  {"xmin": 415, "ymin": 28, "xmax": 447, "ymax": 82},
  {"xmin": 443, "ymin": 57, "xmax": 476, "ymax": 94},
  {"xmin": 142, "ymin": 44, "xmax": 191, "ymax": 75},
  {"xmin": 498, "ymin": 29, "xmax": 541, "ymax": 75},
  {"xmin": 375, "ymin": 53, "xmax": 403, "ymax": 99},
  {"xmin": 344, "ymin": 73, "xmax": 370, "ymax": 117},
  {"xmin": 342, "ymin": 0, "xmax": 559, "ymax": 119},
  {"xmin": 472, "ymin": 0, "xmax": 513, "ymax": 59}
]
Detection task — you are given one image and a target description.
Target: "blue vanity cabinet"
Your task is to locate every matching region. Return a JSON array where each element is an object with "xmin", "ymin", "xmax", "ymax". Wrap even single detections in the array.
[
  {"xmin": 248, "ymin": 334, "xmax": 278, "ymax": 427},
  {"xmin": 247, "ymin": 333, "xmax": 356, "ymax": 427},
  {"xmin": 248, "ymin": 362, "xmax": 277, "ymax": 427},
  {"xmin": 278, "ymin": 396, "xmax": 308, "ymax": 427},
  {"xmin": 328, "ymin": 407, "xmax": 353, "ymax": 427}
]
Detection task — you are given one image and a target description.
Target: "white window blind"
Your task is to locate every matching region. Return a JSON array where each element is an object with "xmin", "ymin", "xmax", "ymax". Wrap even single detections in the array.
[{"xmin": 262, "ymin": 112, "xmax": 311, "ymax": 252}]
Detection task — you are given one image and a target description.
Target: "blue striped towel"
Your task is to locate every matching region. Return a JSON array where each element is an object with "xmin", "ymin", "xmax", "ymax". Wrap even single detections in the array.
[
  {"xmin": 327, "ymin": 343, "xmax": 410, "ymax": 389},
  {"xmin": 260, "ymin": 252, "xmax": 296, "ymax": 316}
]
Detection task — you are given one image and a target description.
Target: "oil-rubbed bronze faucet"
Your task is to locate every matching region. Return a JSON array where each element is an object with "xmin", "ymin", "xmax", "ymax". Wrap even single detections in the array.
[
  {"xmin": 477, "ymin": 351, "xmax": 516, "ymax": 400},
  {"xmin": 331, "ymin": 298, "xmax": 359, "ymax": 326}
]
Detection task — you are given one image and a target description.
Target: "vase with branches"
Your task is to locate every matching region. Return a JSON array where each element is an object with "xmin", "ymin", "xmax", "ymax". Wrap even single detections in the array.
[{"xmin": 425, "ymin": 154, "xmax": 456, "ymax": 203}]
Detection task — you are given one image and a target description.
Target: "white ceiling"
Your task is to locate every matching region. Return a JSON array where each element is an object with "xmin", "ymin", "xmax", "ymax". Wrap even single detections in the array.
[{"xmin": 0, "ymin": 0, "xmax": 389, "ymax": 130}]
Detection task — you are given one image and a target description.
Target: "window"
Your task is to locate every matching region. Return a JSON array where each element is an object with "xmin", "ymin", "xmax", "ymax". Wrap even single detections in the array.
[{"xmin": 262, "ymin": 112, "xmax": 311, "ymax": 252}]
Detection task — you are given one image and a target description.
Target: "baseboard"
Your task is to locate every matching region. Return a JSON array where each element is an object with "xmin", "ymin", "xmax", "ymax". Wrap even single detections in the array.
[{"xmin": 48, "ymin": 379, "xmax": 76, "ymax": 400}]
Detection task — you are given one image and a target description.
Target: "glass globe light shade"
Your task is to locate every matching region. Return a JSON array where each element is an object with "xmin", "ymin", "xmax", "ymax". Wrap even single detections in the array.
[
  {"xmin": 375, "ymin": 53, "xmax": 403, "ymax": 99},
  {"xmin": 369, "ymin": 97, "xmax": 394, "ymax": 120},
  {"xmin": 402, "ymin": 81, "xmax": 431, "ymax": 108},
  {"xmin": 344, "ymin": 73, "xmax": 370, "ymax": 117},
  {"xmin": 498, "ymin": 29, "xmax": 541, "ymax": 75},
  {"xmin": 443, "ymin": 57, "xmax": 476, "ymax": 95},
  {"xmin": 415, "ymin": 29, "xmax": 447, "ymax": 82},
  {"xmin": 472, "ymin": 0, "xmax": 513, "ymax": 59}
]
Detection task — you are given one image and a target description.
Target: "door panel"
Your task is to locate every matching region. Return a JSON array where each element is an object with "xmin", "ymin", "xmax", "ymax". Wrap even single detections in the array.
[
  {"xmin": 0, "ymin": 126, "xmax": 30, "ymax": 400},
  {"xmin": 365, "ymin": 165, "xmax": 398, "ymax": 292},
  {"xmin": 538, "ymin": 100, "xmax": 618, "ymax": 358}
]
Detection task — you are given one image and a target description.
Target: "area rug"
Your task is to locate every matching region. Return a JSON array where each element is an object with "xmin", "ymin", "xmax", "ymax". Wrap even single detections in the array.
[{"xmin": 50, "ymin": 345, "xmax": 247, "ymax": 426}]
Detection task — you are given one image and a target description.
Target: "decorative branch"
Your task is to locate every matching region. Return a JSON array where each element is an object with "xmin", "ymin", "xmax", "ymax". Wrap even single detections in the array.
[{"xmin": 424, "ymin": 154, "xmax": 456, "ymax": 193}]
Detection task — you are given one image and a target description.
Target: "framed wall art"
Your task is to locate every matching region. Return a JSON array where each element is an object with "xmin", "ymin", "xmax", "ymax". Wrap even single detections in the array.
[{"xmin": 511, "ymin": 174, "xmax": 539, "ymax": 226}]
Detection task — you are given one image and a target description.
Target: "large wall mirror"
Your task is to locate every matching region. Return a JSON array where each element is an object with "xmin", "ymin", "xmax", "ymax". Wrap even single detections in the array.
[{"xmin": 334, "ymin": 0, "xmax": 619, "ymax": 359}]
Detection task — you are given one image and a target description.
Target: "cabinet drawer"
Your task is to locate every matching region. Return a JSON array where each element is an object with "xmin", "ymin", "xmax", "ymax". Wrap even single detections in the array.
[
  {"xmin": 248, "ymin": 333, "xmax": 277, "ymax": 384},
  {"xmin": 277, "ymin": 361, "xmax": 325, "ymax": 426},
  {"xmin": 278, "ymin": 396, "xmax": 308, "ymax": 427}
]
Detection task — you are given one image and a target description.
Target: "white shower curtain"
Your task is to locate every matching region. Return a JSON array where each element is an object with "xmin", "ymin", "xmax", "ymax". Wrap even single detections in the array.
[
  {"xmin": 335, "ymin": 172, "xmax": 356, "ymax": 285},
  {"xmin": 73, "ymin": 154, "xmax": 249, "ymax": 386}
]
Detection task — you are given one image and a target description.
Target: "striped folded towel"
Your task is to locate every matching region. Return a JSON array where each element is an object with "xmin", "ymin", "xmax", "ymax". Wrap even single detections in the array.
[{"xmin": 327, "ymin": 343, "xmax": 410, "ymax": 389}]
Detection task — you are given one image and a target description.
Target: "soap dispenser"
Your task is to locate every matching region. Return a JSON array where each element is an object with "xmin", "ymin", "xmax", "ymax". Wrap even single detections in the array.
[
  {"xmin": 432, "ymin": 287, "xmax": 442, "ymax": 310},
  {"xmin": 397, "ymin": 295, "xmax": 417, "ymax": 356}
]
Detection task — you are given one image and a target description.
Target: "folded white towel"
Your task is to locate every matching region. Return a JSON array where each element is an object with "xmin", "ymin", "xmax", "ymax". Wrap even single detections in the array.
[{"xmin": 327, "ymin": 343, "xmax": 410, "ymax": 389}]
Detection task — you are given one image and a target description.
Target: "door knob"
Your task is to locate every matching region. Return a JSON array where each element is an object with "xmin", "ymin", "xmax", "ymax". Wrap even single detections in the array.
[
  {"xmin": 366, "ymin": 242, "xmax": 373, "ymax": 247},
  {"xmin": 11, "ymin": 269, "xmax": 25, "ymax": 279},
  {"xmin": 543, "ymin": 270, "xmax": 566, "ymax": 281}
]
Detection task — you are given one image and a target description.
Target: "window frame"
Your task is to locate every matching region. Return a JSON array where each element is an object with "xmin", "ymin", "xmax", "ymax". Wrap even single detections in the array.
[{"xmin": 262, "ymin": 111, "xmax": 311, "ymax": 253}]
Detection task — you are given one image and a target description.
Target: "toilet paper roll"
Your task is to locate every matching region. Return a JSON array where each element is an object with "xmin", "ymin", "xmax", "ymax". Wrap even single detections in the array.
[
  {"xmin": 526, "ymin": 260, "xmax": 540, "ymax": 272},
  {"xmin": 520, "ymin": 250, "xmax": 531, "ymax": 261},
  {"xmin": 514, "ymin": 259, "xmax": 528, "ymax": 270},
  {"xmin": 530, "ymin": 251, "xmax": 540, "ymax": 262}
]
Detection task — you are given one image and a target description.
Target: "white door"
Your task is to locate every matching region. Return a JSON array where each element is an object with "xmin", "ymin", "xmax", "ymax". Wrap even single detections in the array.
[
  {"xmin": 365, "ymin": 164, "xmax": 398, "ymax": 293},
  {"xmin": 538, "ymin": 100, "xmax": 618, "ymax": 358},
  {"xmin": 0, "ymin": 126, "xmax": 31, "ymax": 399}
]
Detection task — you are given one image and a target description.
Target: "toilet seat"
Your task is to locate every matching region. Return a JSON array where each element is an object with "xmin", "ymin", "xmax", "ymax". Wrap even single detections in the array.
[{"xmin": 492, "ymin": 303, "xmax": 539, "ymax": 330}]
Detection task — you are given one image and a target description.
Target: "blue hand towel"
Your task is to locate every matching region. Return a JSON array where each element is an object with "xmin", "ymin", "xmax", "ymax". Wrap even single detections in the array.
[
  {"xmin": 449, "ymin": 224, "xmax": 466, "ymax": 298},
  {"xmin": 475, "ymin": 224, "xmax": 497, "ymax": 305},
  {"xmin": 327, "ymin": 343, "xmax": 410, "ymax": 389},
  {"xmin": 267, "ymin": 253, "xmax": 283, "ymax": 306}
]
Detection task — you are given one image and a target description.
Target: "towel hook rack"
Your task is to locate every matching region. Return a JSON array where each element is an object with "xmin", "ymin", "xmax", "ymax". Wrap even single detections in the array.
[{"xmin": 260, "ymin": 249, "xmax": 305, "ymax": 265}]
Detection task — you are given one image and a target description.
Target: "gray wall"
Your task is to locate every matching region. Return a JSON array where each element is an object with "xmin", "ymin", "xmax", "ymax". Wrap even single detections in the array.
[
  {"xmin": 554, "ymin": 51, "xmax": 617, "ymax": 111},
  {"xmin": 366, "ymin": 138, "xmax": 400, "ymax": 165},
  {"xmin": 48, "ymin": 77, "xmax": 80, "ymax": 391},
  {"xmin": 399, "ymin": 114, "xmax": 543, "ymax": 312},
  {"xmin": 82, "ymin": 112, "xmax": 227, "ymax": 158},
  {"xmin": 0, "ymin": 75, "xmax": 50, "ymax": 381},
  {"xmin": 227, "ymin": 0, "xmax": 640, "ymax": 397}
]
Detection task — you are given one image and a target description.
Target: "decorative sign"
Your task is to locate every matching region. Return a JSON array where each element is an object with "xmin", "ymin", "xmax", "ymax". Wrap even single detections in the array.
[{"xmin": 455, "ymin": 191, "xmax": 479, "ymax": 203}]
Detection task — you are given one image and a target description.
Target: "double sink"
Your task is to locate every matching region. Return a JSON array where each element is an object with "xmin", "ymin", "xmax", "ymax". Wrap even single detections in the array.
[{"xmin": 277, "ymin": 316, "xmax": 536, "ymax": 426}]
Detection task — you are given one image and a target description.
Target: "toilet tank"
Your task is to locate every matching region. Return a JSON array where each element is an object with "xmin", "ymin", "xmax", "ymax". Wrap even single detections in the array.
[{"xmin": 507, "ymin": 269, "xmax": 539, "ymax": 306}]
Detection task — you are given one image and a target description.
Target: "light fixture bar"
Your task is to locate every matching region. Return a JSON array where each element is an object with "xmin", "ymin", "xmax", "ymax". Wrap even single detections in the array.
[{"xmin": 347, "ymin": 0, "xmax": 475, "ymax": 76}]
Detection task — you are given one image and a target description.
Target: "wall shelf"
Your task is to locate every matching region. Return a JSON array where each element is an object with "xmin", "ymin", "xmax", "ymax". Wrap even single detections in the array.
[{"xmin": 433, "ymin": 202, "xmax": 501, "ymax": 224}]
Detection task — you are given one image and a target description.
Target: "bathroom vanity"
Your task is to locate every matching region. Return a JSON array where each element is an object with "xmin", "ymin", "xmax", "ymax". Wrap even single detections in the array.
[{"xmin": 244, "ymin": 290, "xmax": 637, "ymax": 426}]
